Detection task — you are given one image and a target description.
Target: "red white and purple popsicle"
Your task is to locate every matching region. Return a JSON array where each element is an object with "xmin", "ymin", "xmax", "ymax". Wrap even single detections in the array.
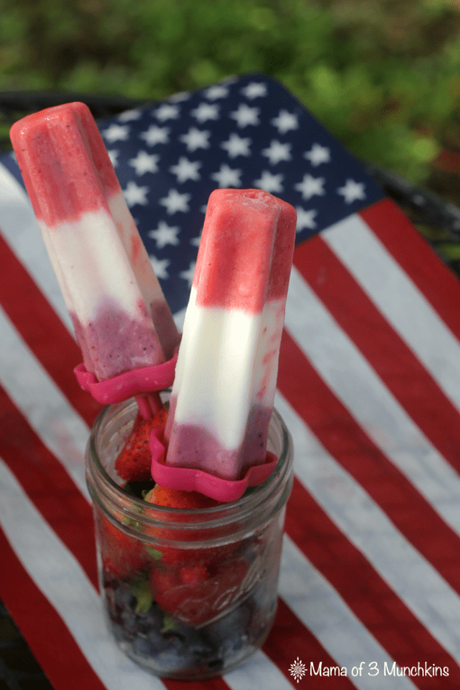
[
  {"xmin": 151, "ymin": 189, "xmax": 296, "ymax": 500},
  {"xmin": 10, "ymin": 102, "xmax": 180, "ymax": 413}
]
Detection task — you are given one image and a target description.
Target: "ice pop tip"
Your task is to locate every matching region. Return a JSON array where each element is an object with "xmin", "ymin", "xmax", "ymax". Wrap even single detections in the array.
[
  {"xmin": 193, "ymin": 188, "xmax": 297, "ymax": 311},
  {"xmin": 10, "ymin": 101, "xmax": 120, "ymax": 226},
  {"xmin": 11, "ymin": 101, "xmax": 88, "ymax": 134},
  {"xmin": 10, "ymin": 102, "xmax": 104, "ymax": 159}
]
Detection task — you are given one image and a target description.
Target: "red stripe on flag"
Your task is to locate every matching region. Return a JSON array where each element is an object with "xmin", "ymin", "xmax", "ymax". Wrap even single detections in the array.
[
  {"xmin": 0, "ymin": 231, "xmax": 102, "ymax": 427},
  {"xmin": 0, "ymin": 384, "xmax": 98, "ymax": 589},
  {"xmin": 0, "ymin": 528, "xmax": 107, "ymax": 690},
  {"xmin": 360, "ymin": 199, "xmax": 460, "ymax": 341},
  {"xmin": 278, "ymin": 331, "xmax": 460, "ymax": 597},
  {"xmin": 294, "ymin": 234, "xmax": 460, "ymax": 473},
  {"xmin": 284, "ymin": 478, "xmax": 460, "ymax": 688},
  {"xmin": 263, "ymin": 598, "xmax": 357, "ymax": 688}
]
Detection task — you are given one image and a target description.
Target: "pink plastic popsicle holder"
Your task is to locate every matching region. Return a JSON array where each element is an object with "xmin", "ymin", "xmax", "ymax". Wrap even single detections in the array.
[
  {"xmin": 149, "ymin": 427, "xmax": 278, "ymax": 503},
  {"xmin": 75, "ymin": 350, "xmax": 278, "ymax": 501},
  {"xmin": 74, "ymin": 350, "xmax": 178, "ymax": 418}
]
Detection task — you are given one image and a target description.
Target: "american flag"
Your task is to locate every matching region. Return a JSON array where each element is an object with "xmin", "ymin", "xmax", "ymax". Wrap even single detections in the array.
[{"xmin": 1, "ymin": 72, "xmax": 460, "ymax": 689}]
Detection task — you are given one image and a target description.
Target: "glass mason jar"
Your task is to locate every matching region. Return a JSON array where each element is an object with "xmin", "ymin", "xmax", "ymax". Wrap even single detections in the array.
[{"xmin": 85, "ymin": 396, "xmax": 293, "ymax": 681}]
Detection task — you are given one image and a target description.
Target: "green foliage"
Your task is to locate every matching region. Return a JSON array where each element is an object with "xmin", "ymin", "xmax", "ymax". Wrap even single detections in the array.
[{"xmin": 1, "ymin": 0, "xmax": 460, "ymax": 186}]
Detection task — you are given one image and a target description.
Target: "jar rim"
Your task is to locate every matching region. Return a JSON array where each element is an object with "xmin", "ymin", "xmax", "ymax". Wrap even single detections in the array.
[{"xmin": 86, "ymin": 397, "xmax": 293, "ymax": 530}]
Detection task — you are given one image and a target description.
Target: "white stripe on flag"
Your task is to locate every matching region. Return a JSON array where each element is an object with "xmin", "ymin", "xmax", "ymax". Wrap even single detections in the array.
[
  {"xmin": 275, "ymin": 393, "xmax": 460, "ymax": 663},
  {"xmin": 0, "ymin": 162, "xmax": 72, "ymax": 331},
  {"xmin": 323, "ymin": 213, "xmax": 460, "ymax": 413},
  {"xmin": 284, "ymin": 267, "xmax": 460, "ymax": 537},
  {"xmin": 0, "ymin": 458, "xmax": 167, "ymax": 690},
  {"xmin": 225, "ymin": 650, "xmax": 294, "ymax": 690},
  {"xmin": 279, "ymin": 535, "xmax": 417, "ymax": 690},
  {"xmin": 0, "ymin": 305, "xmax": 89, "ymax": 498}
]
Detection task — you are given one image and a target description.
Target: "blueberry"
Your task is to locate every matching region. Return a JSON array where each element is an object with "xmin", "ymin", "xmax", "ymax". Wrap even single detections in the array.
[
  {"xmin": 203, "ymin": 602, "xmax": 252, "ymax": 662},
  {"xmin": 131, "ymin": 633, "xmax": 155, "ymax": 658},
  {"xmin": 136, "ymin": 603, "xmax": 163, "ymax": 636},
  {"xmin": 103, "ymin": 579, "xmax": 264, "ymax": 676}
]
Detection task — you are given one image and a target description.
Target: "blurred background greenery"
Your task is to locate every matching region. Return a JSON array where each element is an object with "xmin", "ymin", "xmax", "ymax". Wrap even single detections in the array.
[{"xmin": 1, "ymin": 0, "xmax": 460, "ymax": 206}]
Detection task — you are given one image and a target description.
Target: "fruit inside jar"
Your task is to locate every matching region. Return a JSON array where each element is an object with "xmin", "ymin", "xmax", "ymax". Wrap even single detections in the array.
[{"xmin": 86, "ymin": 396, "xmax": 293, "ymax": 680}]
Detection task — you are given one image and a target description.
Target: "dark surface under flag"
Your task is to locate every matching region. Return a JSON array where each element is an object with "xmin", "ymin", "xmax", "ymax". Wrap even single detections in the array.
[{"xmin": 2, "ymin": 73, "xmax": 460, "ymax": 689}]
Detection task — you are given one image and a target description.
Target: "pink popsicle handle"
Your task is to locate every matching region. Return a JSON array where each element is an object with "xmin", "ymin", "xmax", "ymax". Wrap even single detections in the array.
[{"xmin": 135, "ymin": 392, "xmax": 163, "ymax": 420}]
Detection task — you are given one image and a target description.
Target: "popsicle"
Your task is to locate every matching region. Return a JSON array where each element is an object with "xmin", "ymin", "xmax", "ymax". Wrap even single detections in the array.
[
  {"xmin": 151, "ymin": 188, "xmax": 296, "ymax": 499},
  {"xmin": 10, "ymin": 103, "xmax": 180, "ymax": 412}
]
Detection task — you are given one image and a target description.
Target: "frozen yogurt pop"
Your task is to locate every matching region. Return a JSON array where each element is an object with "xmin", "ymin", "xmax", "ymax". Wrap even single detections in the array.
[
  {"xmin": 154, "ymin": 189, "xmax": 296, "ymax": 498},
  {"xmin": 10, "ymin": 103, "xmax": 179, "ymax": 406}
]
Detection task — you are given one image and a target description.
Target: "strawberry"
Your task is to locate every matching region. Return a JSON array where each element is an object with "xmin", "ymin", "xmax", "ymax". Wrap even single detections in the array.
[
  {"xmin": 144, "ymin": 484, "xmax": 248, "ymax": 625},
  {"xmin": 115, "ymin": 406, "xmax": 168, "ymax": 482},
  {"xmin": 150, "ymin": 556, "xmax": 249, "ymax": 626},
  {"xmin": 144, "ymin": 484, "xmax": 219, "ymax": 510},
  {"xmin": 98, "ymin": 516, "xmax": 149, "ymax": 579},
  {"xmin": 143, "ymin": 484, "xmax": 221, "ymax": 565},
  {"xmin": 180, "ymin": 562, "xmax": 209, "ymax": 585}
]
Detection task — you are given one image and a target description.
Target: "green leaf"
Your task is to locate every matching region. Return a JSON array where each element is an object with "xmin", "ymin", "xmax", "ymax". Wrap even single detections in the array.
[
  {"xmin": 130, "ymin": 577, "xmax": 153, "ymax": 613},
  {"xmin": 145, "ymin": 546, "xmax": 163, "ymax": 561},
  {"xmin": 161, "ymin": 613, "xmax": 180, "ymax": 632}
]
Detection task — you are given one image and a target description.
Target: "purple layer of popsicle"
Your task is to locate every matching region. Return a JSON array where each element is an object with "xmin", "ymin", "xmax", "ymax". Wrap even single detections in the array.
[
  {"xmin": 164, "ymin": 396, "xmax": 273, "ymax": 480},
  {"xmin": 71, "ymin": 297, "xmax": 178, "ymax": 381}
]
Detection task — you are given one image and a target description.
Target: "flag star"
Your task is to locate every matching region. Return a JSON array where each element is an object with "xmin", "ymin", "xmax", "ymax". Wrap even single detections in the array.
[
  {"xmin": 107, "ymin": 149, "xmax": 119, "ymax": 167},
  {"xmin": 153, "ymin": 103, "xmax": 180, "ymax": 121},
  {"xmin": 168, "ymin": 91, "xmax": 190, "ymax": 103},
  {"xmin": 140, "ymin": 125, "xmax": 169, "ymax": 146},
  {"xmin": 211, "ymin": 164, "xmax": 242, "ymax": 187},
  {"xmin": 159, "ymin": 188, "xmax": 191, "ymax": 214},
  {"xmin": 271, "ymin": 109, "xmax": 299, "ymax": 134},
  {"xmin": 170, "ymin": 157, "xmax": 201, "ymax": 183},
  {"xmin": 129, "ymin": 151, "xmax": 159, "ymax": 175},
  {"xmin": 148, "ymin": 221, "xmax": 180, "ymax": 248},
  {"xmin": 191, "ymin": 102, "xmax": 220, "ymax": 123},
  {"xmin": 102, "ymin": 123, "xmax": 130, "ymax": 143},
  {"xmin": 241, "ymin": 82, "xmax": 268, "ymax": 99},
  {"xmin": 295, "ymin": 174, "xmax": 325, "ymax": 200},
  {"xmin": 150, "ymin": 256, "xmax": 170, "ymax": 280},
  {"xmin": 180, "ymin": 127, "xmax": 211, "ymax": 151},
  {"xmin": 295, "ymin": 207, "xmax": 318, "ymax": 231},
  {"xmin": 262, "ymin": 140, "xmax": 292, "ymax": 165},
  {"xmin": 221, "ymin": 133, "xmax": 251, "ymax": 158},
  {"xmin": 190, "ymin": 234, "xmax": 202, "ymax": 247},
  {"xmin": 123, "ymin": 181, "xmax": 149, "ymax": 206},
  {"xmin": 180, "ymin": 261, "xmax": 196, "ymax": 287},
  {"xmin": 254, "ymin": 171, "xmax": 284, "ymax": 194},
  {"xmin": 305, "ymin": 143, "xmax": 331, "ymax": 166},
  {"xmin": 205, "ymin": 84, "xmax": 229, "ymax": 100},
  {"xmin": 118, "ymin": 108, "xmax": 141, "ymax": 122},
  {"xmin": 337, "ymin": 179, "xmax": 366, "ymax": 204},
  {"xmin": 230, "ymin": 103, "xmax": 260, "ymax": 128}
]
